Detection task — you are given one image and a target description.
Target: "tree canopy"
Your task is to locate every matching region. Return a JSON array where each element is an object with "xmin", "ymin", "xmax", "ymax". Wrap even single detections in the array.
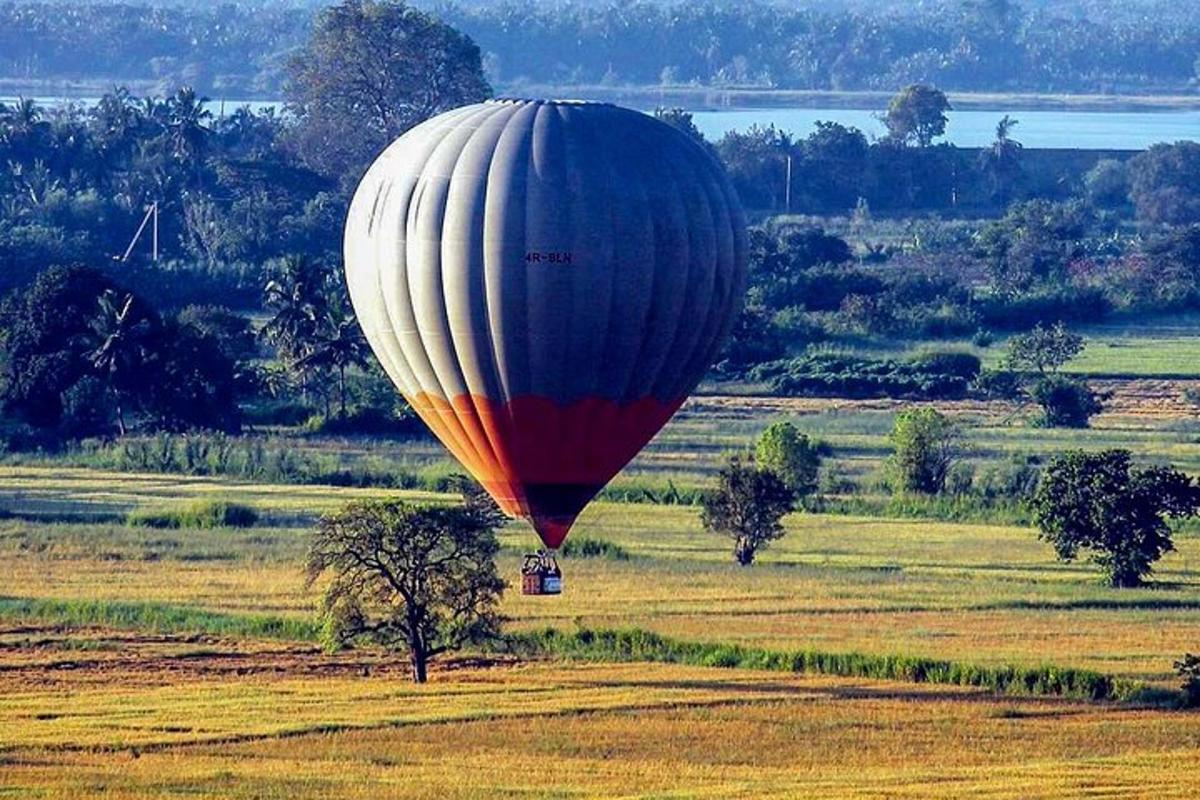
[{"xmin": 1032, "ymin": 449, "xmax": 1200, "ymax": 587}]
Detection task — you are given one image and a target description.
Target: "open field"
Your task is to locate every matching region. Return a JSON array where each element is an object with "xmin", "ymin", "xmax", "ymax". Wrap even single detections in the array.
[
  {"xmin": 3, "ymin": 351, "xmax": 1200, "ymax": 795},
  {"xmin": 3, "ymin": 628, "xmax": 1198, "ymax": 799}
]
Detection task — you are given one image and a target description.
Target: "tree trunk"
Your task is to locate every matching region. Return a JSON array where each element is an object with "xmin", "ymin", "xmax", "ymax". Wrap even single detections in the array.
[
  {"xmin": 734, "ymin": 537, "xmax": 755, "ymax": 566},
  {"xmin": 112, "ymin": 387, "xmax": 127, "ymax": 437},
  {"xmin": 410, "ymin": 649, "xmax": 428, "ymax": 683},
  {"xmin": 339, "ymin": 365, "xmax": 347, "ymax": 418}
]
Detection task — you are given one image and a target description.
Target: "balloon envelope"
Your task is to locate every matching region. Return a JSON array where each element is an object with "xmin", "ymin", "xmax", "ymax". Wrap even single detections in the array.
[{"xmin": 344, "ymin": 99, "xmax": 747, "ymax": 548}]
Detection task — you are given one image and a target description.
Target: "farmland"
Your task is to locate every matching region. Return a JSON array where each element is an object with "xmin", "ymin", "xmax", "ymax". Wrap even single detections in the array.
[{"xmin": 2, "ymin": 378, "xmax": 1200, "ymax": 797}]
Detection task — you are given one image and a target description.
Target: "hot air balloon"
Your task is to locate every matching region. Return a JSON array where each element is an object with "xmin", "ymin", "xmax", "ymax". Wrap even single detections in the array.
[{"xmin": 344, "ymin": 99, "xmax": 747, "ymax": 587}]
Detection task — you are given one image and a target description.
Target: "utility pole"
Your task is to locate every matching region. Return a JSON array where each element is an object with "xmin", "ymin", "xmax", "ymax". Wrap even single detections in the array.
[
  {"xmin": 118, "ymin": 201, "xmax": 159, "ymax": 263},
  {"xmin": 784, "ymin": 154, "xmax": 792, "ymax": 214}
]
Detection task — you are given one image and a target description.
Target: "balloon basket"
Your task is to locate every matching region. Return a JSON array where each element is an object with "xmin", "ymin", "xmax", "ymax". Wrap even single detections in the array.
[{"xmin": 521, "ymin": 551, "xmax": 563, "ymax": 596}]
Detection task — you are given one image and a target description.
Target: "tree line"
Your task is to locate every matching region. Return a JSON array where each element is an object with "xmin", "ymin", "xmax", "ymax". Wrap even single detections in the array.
[{"xmin": 3, "ymin": 1, "xmax": 1200, "ymax": 95}]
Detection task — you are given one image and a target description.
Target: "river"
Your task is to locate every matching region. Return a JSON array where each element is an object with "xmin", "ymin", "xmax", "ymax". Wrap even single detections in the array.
[{"xmin": 4, "ymin": 96, "xmax": 1197, "ymax": 150}]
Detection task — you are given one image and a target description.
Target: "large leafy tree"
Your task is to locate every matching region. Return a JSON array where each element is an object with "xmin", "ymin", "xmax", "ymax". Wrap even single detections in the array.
[
  {"xmin": 701, "ymin": 457, "xmax": 796, "ymax": 566},
  {"xmin": 284, "ymin": 0, "xmax": 491, "ymax": 186},
  {"xmin": 883, "ymin": 84, "xmax": 951, "ymax": 148},
  {"xmin": 0, "ymin": 265, "xmax": 117, "ymax": 429},
  {"xmin": 306, "ymin": 485, "xmax": 506, "ymax": 683},
  {"xmin": 1032, "ymin": 450, "xmax": 1200, "ymax": 588}
]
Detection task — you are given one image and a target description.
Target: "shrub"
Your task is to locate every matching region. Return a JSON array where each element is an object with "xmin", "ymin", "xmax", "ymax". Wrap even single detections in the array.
[
  {"xmin": 127, "ymin": 500, "xmax": 259, "ymax": 529},
  {"xmin": 907, "ymin": 349, "xmax": 981, "ymax": 381},
  {"xmin": 1031, "ymin": 376, "xmax": 1105, "ymax": 428},
  {"xmin": 755, "ymin": 420, "xmax": 822, "ymax": 496},
  {"xmin": 302, "ymin": 407, "xmax": 424, "ymax": 437},
  {"xmin": 886, "ymin": 407, "xmax": 962, "ymax": 495},
  {"xmin": 752, "ymin": 353, "xmax": 970, "ymax": 400},
  {"xmin": 561, "ymin": 537, "xmax": 630, "ymax": 560}
]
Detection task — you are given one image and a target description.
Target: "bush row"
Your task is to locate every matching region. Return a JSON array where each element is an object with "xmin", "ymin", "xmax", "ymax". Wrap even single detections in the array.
[
  {"xmin": 509, "ymin": 627, "xmax": 1142, "ymax": 702},
  {"xmin": 126, "ymin": 500, "xmax": 259, "ymax": 529},
  {"xmin": 751, "ymin": 351, "xmax": 980, "ymax": 400}
]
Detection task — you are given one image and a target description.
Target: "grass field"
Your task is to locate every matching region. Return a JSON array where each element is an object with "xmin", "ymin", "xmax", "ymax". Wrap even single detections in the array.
[
  {"xmin": 3, "ymin": 365, "xmax": 1200, "ymax": 796},
  {"xmin": 5, "ymin": 630, "xmax": 1198, "ymax": 799}
]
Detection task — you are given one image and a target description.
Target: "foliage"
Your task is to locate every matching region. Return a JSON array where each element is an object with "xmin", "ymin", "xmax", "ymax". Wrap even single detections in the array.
[
  {"xmin": 884, "ymin": 85, "xmax": 951, "ymax": 147},
  {"xmin": 511, "ymin": 627, "xmax": 1131, "ymax": 702},
  {"xmin": 976, "ymin": 201, "xmax": 1095, "ymax": 292},
  {"xmin": 754, "ymin": 421, "xmax": 822, "ymax": 496},
  {"xmin": 1128, "ymin": 142, "xmax": 1200, "ymax": 225},
  {"xmin": 886, "ymin": 408, "xmax": 961, "ymax": 495},
  {"xmin": 700, "ymin": 457, "xmax": 795, "ymax": 565},
  {"xmin": 6, "ymin": 2, "xmax": 1200, "ymax": 96},
  {"xmin": 560, "ymin": 537, "xmax": 630, "ymax": 560},
  {"xmin": 1031, "ymin": 449, "xmax": 1200, "ymax": 588},
  {"xmin": 127, "ymin": 500, "xmax": 258, "ymax": 529},
  {"xmin": 752, "ymin": 353, "xmax": 974, "ymax": 400},
  {"xmin": 1004, "ymin": 321, "xmax": 1085, "ymax": 375},
  {"xmin": 306, "ymin": 491, "xmax": 506, "ymax": 682},
  {"xmin": 1030, "ymin": 375, "xmax": 1106, "ymax": 428},
  {"xmin": 0, "ymin": 265, "xmax": 241, "ymax": 438},
  {"xmin": 284, "ymin": 0, "xmax": 491, "ymax": 186}
]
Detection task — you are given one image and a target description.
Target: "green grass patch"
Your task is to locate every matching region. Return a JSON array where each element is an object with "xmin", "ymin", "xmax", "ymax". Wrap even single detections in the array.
[
  {"xmin": 0, "ymin": 596, "xmax": 318, "ymax": 641},
  {"xmin": 127, "ymin": 500, "xmax": 259, "ymax": 529},
  {"xmin": 510, "ymin": 626, "xmax": 1165, "ymax": 704},
  {"xmin": 560, "ymin": 537, "xmax": 631, "ymax": 560}
]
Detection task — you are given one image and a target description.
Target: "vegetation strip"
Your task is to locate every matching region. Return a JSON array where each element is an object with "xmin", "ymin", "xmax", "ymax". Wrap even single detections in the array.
[
  {"xmin": 0, "ymin": 597, "xmax": 319, "ymax": 642},
  {"xmin": 507, "ymin": 628, "xmax": 1156, "ymax": 704},
  {"xmin": 0, "ymin": 597, "xmax": 1175, "ymax": 705}
]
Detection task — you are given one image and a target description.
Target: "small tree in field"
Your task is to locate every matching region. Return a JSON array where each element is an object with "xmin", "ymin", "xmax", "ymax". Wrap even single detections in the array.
[
  {"xmin": 755, "ymin": 421, "xmax": 821, "ymax": 497},
  {"xmin": 1032, "ymin": 450, "xmax": 1200, "ymax": 588},
  {"xmin": 886, "ymin": 407, "xmax": 961, "ymax": 495},
  {"xmin": 1004, "ymin": 321, "xmax": 1083, "ymax": 375},
  {"xmin": 701, "ymin": 457, "xmax": 795, "ymax": 566},
  {"xmin": 306, "ymin": 484, "xmax": 506, "ymax": 682}
]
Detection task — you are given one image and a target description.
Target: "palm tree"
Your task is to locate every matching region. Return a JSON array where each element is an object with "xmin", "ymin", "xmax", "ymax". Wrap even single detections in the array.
[
  {"xmin": 297, "ymin": 308, "xmax": 370, "ymax": 417},
  {"xmin": 165, "ymin": 87, "xmax": 212, "ymax": 163},
  {"xmin": 262, "ymin": 255, "xmax": 330, "ymax": 362},
  {"xmin": 89, "ymin": 290, "xmax": 151, "ymax": 436}
]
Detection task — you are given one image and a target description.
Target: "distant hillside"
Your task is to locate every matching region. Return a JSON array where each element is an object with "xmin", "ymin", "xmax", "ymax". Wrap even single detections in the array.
[{"xmin": 2, "ymin": 1, "xmax": 1198, "ymax": 98}]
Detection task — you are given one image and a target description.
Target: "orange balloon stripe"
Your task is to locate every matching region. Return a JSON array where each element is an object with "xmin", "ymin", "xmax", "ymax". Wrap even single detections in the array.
[{"xmin": 409, "ymin": 392, "xmax": 684, "ymax": 547}]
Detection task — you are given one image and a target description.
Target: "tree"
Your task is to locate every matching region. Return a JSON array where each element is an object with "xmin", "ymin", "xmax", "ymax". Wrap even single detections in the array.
[
  {"xmin": 89, "ymin": 290, "xmax": 154, "ymax": 436},
  {"xmin": 886, "ymin": 407, "xmax": 961, "ymax": 494},
  {"xmin": 701, "ymin": 457, "xmax": 795, "ymax": 565},
  {"xmin": 0, "ymin": 265, "xmax": 115, "ymax": 430},
  {"xmin": 284, "ymin": 0, "xmax": 491, "ymax": 185},
  {"xmin": 297, "ymin": 305, "xmax": 371, "ymax": 417},
  {"xmin": 755, "ymin": 421, "xmax": 821, "ymax": 497},
  {"xmin": 1177, "ymin": 654, "xmax": 1200, "ymax": 708},
  {"xmin": 306, "ymin": 488, "xmax": 506, "ymax": 683},
  {"xmin": 1004, "ymin": 321, "xmax": 1083, "ymax": 375},
  {"xmin": 1127, "ymin": 142, "xmax": 1200, "ymax": 226},
  {"xmin": 1004, "ymin": 322, "xmax": 1104, "ymax": 428},
  {"xmin": 1032, "ymin": 450, "xmax": 1200, "ymax": 588},
  {"xmin": 979, "ymin": 115, "xmax": 1022, "ymax": 205},
  {"xmin": 262, "ymin": 255, "xmax": 336, "ymax": 396},
  {"xmin": 1083, "ymin": 159, "xmax": 1129, "ymax": 210},
  {"xmin": 883, "ymin": 85, "xmax": 951, "ymax": 148},
  {"xmin": 975, "ymin": 200, "xmax": 1093, "ymax": 292}
]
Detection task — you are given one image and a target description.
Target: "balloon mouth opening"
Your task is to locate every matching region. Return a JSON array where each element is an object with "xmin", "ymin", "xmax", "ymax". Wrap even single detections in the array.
[{"xmin": 530, "ymin": 516, "xmax": 575, "ymax": 550}]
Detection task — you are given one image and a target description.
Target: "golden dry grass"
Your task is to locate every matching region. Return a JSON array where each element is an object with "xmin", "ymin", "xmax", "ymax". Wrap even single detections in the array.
[{"xmin": 1, "ymin": 629, "xmax": 1199, "ymax": 799}]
